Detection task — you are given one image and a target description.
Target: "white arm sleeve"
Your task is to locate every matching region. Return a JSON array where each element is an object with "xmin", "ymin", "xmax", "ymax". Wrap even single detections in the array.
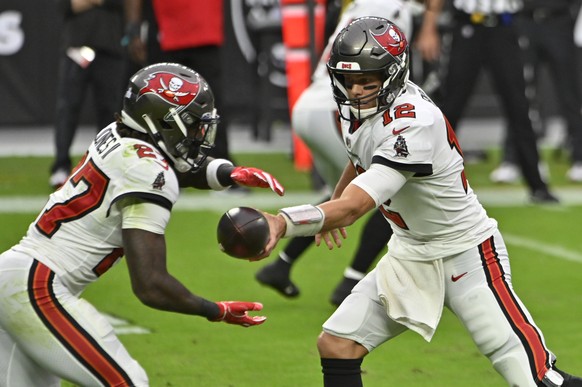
[
  {"xmin": 120, "ymin": 200, "xmax": 171, "ymax": 234},
  {"xmin": 350, "ymin": 164, "xmax": 412, "ymax": 207}
]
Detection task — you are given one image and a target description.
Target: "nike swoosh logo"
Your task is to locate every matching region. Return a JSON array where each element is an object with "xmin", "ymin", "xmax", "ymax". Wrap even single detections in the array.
[
  {"xmin": 392, "ymin": 126, "xmax": 410, "ymax": 135},
  {"xmin": 451, "ymin": 272, "xmax": 468, "ymax": 282}
]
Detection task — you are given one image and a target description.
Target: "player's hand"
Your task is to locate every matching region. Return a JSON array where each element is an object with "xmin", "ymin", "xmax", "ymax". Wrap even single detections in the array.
[
  {"xmin": 209, "ymin": 301, "xmax": 266, "ymax": 327},
  {"xmin": 230, "ymin": 167, "xmax": 285, "ymax": 196},
  {"xmin": 315, "ymin": 228, "xmax": 347, "ymax": 250},
  {"xmin": 255, "ymin": 213, "xmax": 286, "ymax": 260}
]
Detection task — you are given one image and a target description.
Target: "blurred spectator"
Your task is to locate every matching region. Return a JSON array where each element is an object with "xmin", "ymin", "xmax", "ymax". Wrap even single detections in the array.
[
  {"xmin": 50, "ymin": 0, "xmax": 127, "ymax": 188},
  {"xmin": 134, "ymin": 0, "xmax": 239, "ymax": 181},
  {"xmin": 255, "ymin": 0, "xmax": 411, "ymax": 306},
  {"xmin": 491, "ymin": 0, "xmax": 582, "ymax": 183},
  {"xmin": 416, "ymin": 0, "xmax": 559, "ymax": 203}
]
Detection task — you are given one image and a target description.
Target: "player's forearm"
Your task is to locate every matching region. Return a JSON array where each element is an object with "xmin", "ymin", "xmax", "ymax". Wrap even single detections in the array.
[
  {"xmin": 331, "ymin": 162, "xmax": 357, "ymax": 200},
  {"xmin": 425, "ymin": 0, "xmax": 444, "ymax": 15},
  {"xmin": 318, "ymin": 187, "xmax": 375, "ymax": 232},
  {"xmin": 274, "ymin": 184, "xmax": 375, "ymax": 238},
  {"xmin": 134, "ymin": 273, "xmax": 220, "ymax": 319}
]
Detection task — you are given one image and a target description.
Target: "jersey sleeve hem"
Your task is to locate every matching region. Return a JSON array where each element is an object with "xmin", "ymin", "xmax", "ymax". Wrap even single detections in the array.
[
  {"xmin": 372, "ymin": 155, "xmax": 433, "ymax": 176},
  {"xmin": 110, "ymin": 192, "xmax": 173, "ymax": 216}
]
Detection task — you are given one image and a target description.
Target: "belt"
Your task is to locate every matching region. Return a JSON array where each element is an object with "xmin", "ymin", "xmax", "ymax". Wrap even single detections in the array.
[
  {"xmin": 454, "ymin": 10, "xmax": 515, "ymax": 27},
  {"xmin": 521, "ymin": 8, "xmax": 571, "ymax": 22}
]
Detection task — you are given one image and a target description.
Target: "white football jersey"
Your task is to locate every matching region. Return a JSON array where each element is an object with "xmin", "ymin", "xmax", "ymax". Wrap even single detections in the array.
[
  {"xmin": 12, "ymin": 124, "xmax": 179, "ymax": 294},
  {"xmin": 341, "ymin": 82, "xmax": 497, "ymax": 261}
]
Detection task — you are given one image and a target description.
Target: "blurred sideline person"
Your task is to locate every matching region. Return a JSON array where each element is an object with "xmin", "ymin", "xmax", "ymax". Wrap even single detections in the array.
[
  {"xmin": 255, "ymin": 0, "xmax": 412, "ymax": 306},
  {"xmin": 50, "ymin": 0, "xmax": 129, "ymax": 188},
  {"xmin": 415, "ymin": 0, "xmax": 559, "ymax": 203},
  {"xmin": 257, "ymin": 17, "xmax": 582, "ymax": 386},
  {"xmin": 128, "ymin": 0, "xmax": 243, "ymax": 190},
  {"xmin": 148, "ymin": 1, "xmax": 238, "ymax": 174},
  {"xmin": 0, "ymin": 63, "xmax": 284, "ymax": 386},
  {"xmin": 491, "ymin": 0, "xmax": 582, "ymax": 184}
]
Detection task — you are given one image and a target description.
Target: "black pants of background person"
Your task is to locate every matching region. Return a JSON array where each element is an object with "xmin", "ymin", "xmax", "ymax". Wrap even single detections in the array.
[
  {"xmin": 438, "ymin": 10, "xmax": 556, "ymax": 201},
  {"xmin": 501, "ymin": 9, "xmax": 582, "ymax": 168},
  {"xmin": 52, "ymin": 52, "xmax": 124, "ymax": 177},
  {"xmin": 148, "ymin": 44, "xmax": 233, "ymax": 162}
]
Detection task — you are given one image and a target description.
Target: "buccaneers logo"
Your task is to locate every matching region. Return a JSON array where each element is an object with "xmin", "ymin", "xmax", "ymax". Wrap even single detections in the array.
[
  {"xmin": 138, "ymin": 72, "xmax": 200, "ymax": 106},
  {"xmin": 370, "ymin": 24, "xmax": 407, "ymax": 57},
  {"xmin": 394, "ymin": 135, "xmax": 409, "ymax": 158},
  {"xmin": 152, "ymin": 172, "xmax": 166, "ymax": 190}
]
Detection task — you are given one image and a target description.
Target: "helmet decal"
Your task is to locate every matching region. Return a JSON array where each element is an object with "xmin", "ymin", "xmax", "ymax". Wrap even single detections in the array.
[
  {"xmin": 370, "ymin": 25, "xmax": 407, "ymax": 57},
  {"xmin": 138, "ymin": 72, "xmax": 200, "ymax": 106}
]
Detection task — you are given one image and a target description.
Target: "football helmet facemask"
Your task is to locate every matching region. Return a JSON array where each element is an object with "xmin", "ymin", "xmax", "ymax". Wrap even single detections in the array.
[
  {"xmin": 327, "ymin": 16, "xmax": 410, "ymax": 121},
  {"xmin": 121, "ymin": 62, "xmax": 219, "ymax": 173}
]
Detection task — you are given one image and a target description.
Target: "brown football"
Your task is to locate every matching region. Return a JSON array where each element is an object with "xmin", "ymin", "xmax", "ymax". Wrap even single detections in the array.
[{"xmin": 217, "ymin": 207, "xmax": 270, "ymax": 259}]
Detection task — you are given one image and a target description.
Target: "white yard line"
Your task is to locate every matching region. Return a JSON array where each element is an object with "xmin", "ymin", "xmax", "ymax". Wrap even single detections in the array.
[
  {"xmin": 503, "ymin": 233, "xmax": 582, "ymax": 264},
  {"xmin": 2, "ymin": 187, "xmax": 581, "ymax": 214},
  {"xmin": 3, "ymin": 190, "xmax": 581, "ymax": 267},
  {"xmin": 0, "ymin": 192, "xmax": 327, "ymax": 214}
]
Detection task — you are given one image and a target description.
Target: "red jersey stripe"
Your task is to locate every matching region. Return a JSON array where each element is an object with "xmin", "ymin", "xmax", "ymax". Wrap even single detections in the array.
[{"xmin": 478, "ymin": 237, "xmax": 551, "ymax": 382}]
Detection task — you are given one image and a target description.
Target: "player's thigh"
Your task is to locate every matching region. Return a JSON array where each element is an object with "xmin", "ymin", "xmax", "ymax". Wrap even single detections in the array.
[
  {"xmin": 30, "ymin": 278, "xmax": 148, "ymax": 386},
  {"xmin": 445, "ymin": 233, "xmax": 552, "ymax": 386},
  {"xmin": 322, "ymin": 268, "xmax": 407, "ymax": 353},
  {"xmin": 0, "ymin": 256, "xmax": 148, "ymax": 386},
  {"xmin": 444, "ymin": 241, "xmax": 515, "ymax": 355},
  {"xmin": 0, "ymin": 325, "xmax": 60, "ymax": 387},
  {"xmin": 444, "ymin": 232, "xmax": 546, "ymax": 354}
]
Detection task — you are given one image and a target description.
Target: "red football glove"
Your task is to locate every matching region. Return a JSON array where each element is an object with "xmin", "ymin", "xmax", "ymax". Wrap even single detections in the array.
[
  {"xmin": 230, "ymin": 166, "xmax": 285, "ymax": 196},
  {"xmin": 209, "ymin": 301, "xmax": 267, "ymax": 327}
]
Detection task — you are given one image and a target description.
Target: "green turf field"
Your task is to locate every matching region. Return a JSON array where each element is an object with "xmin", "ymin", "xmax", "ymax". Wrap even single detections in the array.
[{"xmin": 1, "ymin": 150, "xmax": 581, "ymax": 386}]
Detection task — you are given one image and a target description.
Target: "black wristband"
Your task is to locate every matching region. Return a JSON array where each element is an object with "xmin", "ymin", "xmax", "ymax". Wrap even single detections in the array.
[
  {"xmin": 202, "ymin": 299, "xmax": 221, "ymax": 320},
  {"xmin": 217, "ymin": 164, "xmax": 235, "ymax": 186}
]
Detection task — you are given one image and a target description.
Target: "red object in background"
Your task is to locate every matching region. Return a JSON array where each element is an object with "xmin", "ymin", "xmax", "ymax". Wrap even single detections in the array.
[
  {"xmin": 152, "ymin": 0, "xmax": 224, "ymax": 51},
  {"xmin": 281, "ymin": 0, "xmax": 326, "ymax": 171}
]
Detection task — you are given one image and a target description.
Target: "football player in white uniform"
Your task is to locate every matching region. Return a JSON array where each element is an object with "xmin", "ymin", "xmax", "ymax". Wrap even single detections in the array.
[
  {"xmin": 257, "ymin": 18, "xmax": 582, "ymax": 387},
  {"xmin": 0, "ymin": 63, "xmax": 284, "ymax": 386},
  {"xmin": 255, "ymin": 0, "xmax": 412, "ymax": 306}
]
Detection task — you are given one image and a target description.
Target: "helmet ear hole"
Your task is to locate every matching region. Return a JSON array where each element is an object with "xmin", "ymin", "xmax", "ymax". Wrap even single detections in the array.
[
  {"xmin": 388, "ymin": 63, "xmax": 398, "ymax": 75},
  {"xmin": 180, "ymin": 112, "xmax": 195, "ymax": 126}
]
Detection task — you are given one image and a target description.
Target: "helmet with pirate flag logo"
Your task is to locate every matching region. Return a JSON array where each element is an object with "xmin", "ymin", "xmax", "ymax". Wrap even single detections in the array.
[
  {"xmin": 121, "ymin": 62, "xmax": 219, "ymax": 173},
  {"xmin": 327, "ymin": 16, "xmax": 410, "ymax": 121}
]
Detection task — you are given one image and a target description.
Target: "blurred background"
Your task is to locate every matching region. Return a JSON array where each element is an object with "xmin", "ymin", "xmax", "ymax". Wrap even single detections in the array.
[{"xmin": 2, "ymin": 0, "xmax": 580, "ymax": 163}]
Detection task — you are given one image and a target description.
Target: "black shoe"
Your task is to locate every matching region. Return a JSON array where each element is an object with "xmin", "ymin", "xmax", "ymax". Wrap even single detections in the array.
[
  {"xmin": 329, "ymin": 277, "xmax": 360, "ymax": 307},
  {"xmin": 255, "ymin": 261, "xmax": 300, "ymax": 298},
  {"xmin": 555, "ymin": 367, "xmax": 582, "ymax": 386},
  {"xmin": 49, "ymin": 168, "xmax": 70, "ymax": 189},
  {"xmin": 530, "ymin": 189, "xmax": 560, "ymax": 204}
]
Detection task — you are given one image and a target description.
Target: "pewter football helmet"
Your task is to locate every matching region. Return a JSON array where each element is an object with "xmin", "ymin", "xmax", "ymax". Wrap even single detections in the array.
[
  {"xmin": 121, "ymin": 62, "xmax": 219, "ymax": 172},
  {"xmin": 327, "ymin": 17, "xmax": 410, "ymax": 120}
]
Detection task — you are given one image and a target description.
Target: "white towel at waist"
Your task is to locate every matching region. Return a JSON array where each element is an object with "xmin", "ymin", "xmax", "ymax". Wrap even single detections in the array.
[{"xmin": 376, "ymin": 255, "xmax": 445, "ymax": 342}]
